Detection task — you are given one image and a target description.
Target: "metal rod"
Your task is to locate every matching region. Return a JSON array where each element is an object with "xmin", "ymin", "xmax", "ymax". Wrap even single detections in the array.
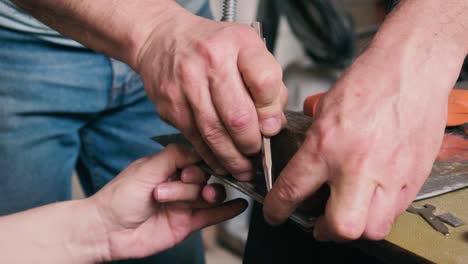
[{"xmin": 221, "ymin": 0, "xmax": 237, "ymax": 22}]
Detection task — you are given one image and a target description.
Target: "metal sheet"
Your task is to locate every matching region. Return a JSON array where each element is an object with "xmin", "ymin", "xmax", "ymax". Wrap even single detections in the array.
[
  {"xmin": 415, "ymin": 126, "xmax": 468, "ymax": 200},
  {"xmin": 151, "ymin": 133, "xmax": 316, "ymax": 231},
  {"xmin": 151, "ymin": 115, "xmax": 468, "ymax": 229}
]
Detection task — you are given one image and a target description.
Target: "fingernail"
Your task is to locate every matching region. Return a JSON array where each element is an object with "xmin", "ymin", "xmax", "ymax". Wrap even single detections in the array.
[
  {"xmin": 235, "ymin": 171, "xmax": 255, "ymax": 181},
  {"xmin": 205, "ymin": 186, "xmax": 221, "ymax": 203},
  {"xmin": 155, "ymin": 186, "xmax": 170, "ymax": 202},
  {"xmin": 181, "ymin": 170, "xmax": 193, "ymax": 182},
  {"xmin": 261, "ymin": 117, "xmax": 280, "ymax": 134}
]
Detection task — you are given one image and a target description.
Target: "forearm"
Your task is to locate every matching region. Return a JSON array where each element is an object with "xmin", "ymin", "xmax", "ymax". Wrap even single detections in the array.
[
  {"xmin": 11, "ymin": 0, "xmax": 190, "ymax": 68},
  {"xmin": 361, "ymin": 0, "xmax": 468, "ymax": 95},
  {"xmin": 0, "ymin": 200, "xmax": 108, "ymax": 263},
  {"xmin": 384, "ymin": 0, "xmax": 468, "ymax": 52}
]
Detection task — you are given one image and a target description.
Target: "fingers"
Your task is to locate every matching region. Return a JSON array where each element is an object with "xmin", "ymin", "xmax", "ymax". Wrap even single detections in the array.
[
  {"xmin": 263, "ymin": 132, "xmax": 382, "ymax": 242},
  {"xmin": 238, "ymin": 40, "xmax": 287, "ymax": 136},
  {"xmin": 263, "ymin": 137, "xmax": 328, "ymax": 225},
  {"xmin": 208, "ymin": 56, "xmax": 261, "ymax": 155},
  {"xmin": 362, "ymin": 186, "xmax": 399, "ymax": 240},
  {"xmin": 164, "ymin": 25, "xmax": 286, "ymax": 180},
  {"xmin": 180, "ymin": 166, "xmax": 209, "ymax": 184},
  {"xmin": 154, "ymin": 182, "xmax": 202, "ymax": 203},
  {"xmin": 351, "ymin": 161, "xmax": 425, "ymax": 240},
  {"xmin": 154, "ymin": 70, "xmax": 226, "ymax": 176},
  {"xmin": 279, "ymin": 83, "xmax": 288, "ymax": 127},
  {"xmin": 154, "ymin": 181, "xmax": 226, "ymax": 203},
  {"xmin": 135, "ymin": 145, "xmax": 200, "ymax": 183},
  {"xmin": 201, "ymin": 183, "xmax": 226, "ymax": 204},
  {"xmin": 181, "ymin": 184, "xmax": 227, "ymax": 208},
  {"xmin": 396, "ymin": 184, "xmax": 417, "ymax": 216},
  {"xmin": 183, "ymin": 62, "xmax": 255, "ymax": 180},
  {"xmin": 314, "ymin": 169, "xmax": 376, "ymax": 242},
  {"xmin": 179, "ymin": 166, "xmax": 227, "ymax": 203},
  {"xmin": 183, "ymin": 126, "xmax": 227, "ymax": 176},
  {"xmin": 190, "ymin": 198, "xmax": 248, "ymax": 231},
  {"xmin": 170, "ymin": 98, "xmax": 226, "ymax": 175}
]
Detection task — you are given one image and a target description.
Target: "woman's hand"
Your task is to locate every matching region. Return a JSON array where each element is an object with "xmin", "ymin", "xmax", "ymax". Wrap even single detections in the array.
[{"xmin": 91, "ymin": 145, "xmax": 247, "ymax": 261}]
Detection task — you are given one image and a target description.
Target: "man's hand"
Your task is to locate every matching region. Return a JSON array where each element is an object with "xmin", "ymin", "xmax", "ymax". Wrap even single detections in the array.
[
  {"xmin": 91, "ymin": 145, "xmax": 247, "ymax": 261},
  {"xmin": 263, "ymin": 0, "xmax": 468, "ymax": 241},
  {"xmin": 264, "ymin": 55, "xmax": 448, "ymax": 241},
  {"xmin": 136, "ymin": 10, "xmax": 287, "ymax": 180},
  {"xmin": 11, "ymin": 0, "xmax": 288, "ymax": 180}
]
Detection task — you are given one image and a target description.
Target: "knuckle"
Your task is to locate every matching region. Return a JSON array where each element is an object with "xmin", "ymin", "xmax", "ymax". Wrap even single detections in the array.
[
  {"xmin": 275, "ymin": 177, "xmax": 302, "ymax": 205},
  {"xmin": 253, "ymin": 67, "xmax": 282, "ymax": 94},
  {"xmin": 201, "ymin": 118, "xmax": 227, "ymax": 147},
  {"xmin": 199, "ymin": 123, "xmax": 252, "ymax": 172},
  {"xmin": 329, "ymin": 220, "xmax": 363, "ymax": 241},
  {"xmin": 226, "ymin": 109, "xmax": 254, "ymax": 134},
  {"xmin": 176, "ymin": 61, "xmax": 198, "ymax": 84},
  {"xmin": 193, "ymin": 39, "xmax": 224, "ymax": 69},
  {"xmin": 229, "ymin": 25, "xmax": 258, "ymax": 43},
  {"xmin": 157, "ymin": 83, "xmax": 175, "ymax": 98},
  {"xmin": 311, "ymin": 116, "xmax": 375, "ymax": 157},
  {"xmin": 307, "ymin": 122, "xmax": 336, "ymax": 155}
]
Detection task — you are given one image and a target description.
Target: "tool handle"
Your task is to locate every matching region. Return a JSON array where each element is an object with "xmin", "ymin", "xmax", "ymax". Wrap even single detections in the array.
[
  {"xmin": 447, "ymin": 89, "xmax": 468, "ymax": 126},
  {"xmin": 303, "ymin": 92, "xmax": 324, "ymax": 118},
  {"xmin": 303, "ymin": 89, "xmax": 468, "ymax": 126}
]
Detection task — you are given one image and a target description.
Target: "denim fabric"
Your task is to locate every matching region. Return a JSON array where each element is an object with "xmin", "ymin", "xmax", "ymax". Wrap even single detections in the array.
[
  {"xmin": 0, "ymin": 0, "xmax": 207, "ymax": 48},
  {"xmin": 0, "ymin": 2, "xmax": 211, "ymax": 263}
]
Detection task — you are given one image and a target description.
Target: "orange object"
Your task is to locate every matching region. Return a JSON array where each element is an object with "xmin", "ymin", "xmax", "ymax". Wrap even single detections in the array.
[
  {"xmin": 303, "ymin": 89, "xmax": 468, "ymax": 126},
  {"xmin": 303, "ymin": 93, "xmax": 323, "ymax": 118},
  {"xmin": 447, "ymin": 89, "xmax": 468, "ymax": 126},
  {"xmin": 437, "ymin": 132, "xmax": 468, "ymax": 161}
]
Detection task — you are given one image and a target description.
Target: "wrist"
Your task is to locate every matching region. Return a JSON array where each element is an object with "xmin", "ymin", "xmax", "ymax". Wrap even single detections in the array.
[
  {"xmin": 130, "ymin": 1, "xmax": 197, "ymax": 71},
  {"xmin": 66, "ymin": 199, "xmax": 111, "ymax": 263}
]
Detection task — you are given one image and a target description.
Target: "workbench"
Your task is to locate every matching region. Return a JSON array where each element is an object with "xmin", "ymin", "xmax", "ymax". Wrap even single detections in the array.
[
  {"xmin": 243, "ymin": 187, "xmax": 468, "ymax": 264},
  {"xmin": 364, "ymin": 188, "xmax": 468, "ymax": 263}
]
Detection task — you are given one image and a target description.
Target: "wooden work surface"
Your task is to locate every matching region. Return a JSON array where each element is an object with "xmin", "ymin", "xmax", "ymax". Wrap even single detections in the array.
[{"xmin": 382, "ymin": 188, "xmax": 468, "ymax": 263}]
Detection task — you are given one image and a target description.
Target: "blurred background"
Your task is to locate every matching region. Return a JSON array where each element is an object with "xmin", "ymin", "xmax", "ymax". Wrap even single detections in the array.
[{"xmin": 73, "ymin": 0, "xmax": 387, "ymax": 263}]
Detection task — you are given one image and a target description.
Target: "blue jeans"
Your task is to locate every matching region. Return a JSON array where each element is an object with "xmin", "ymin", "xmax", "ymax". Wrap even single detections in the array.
[{"xmin": 0, "ymin": 3, "xmax": 211, "ymax": 263}]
